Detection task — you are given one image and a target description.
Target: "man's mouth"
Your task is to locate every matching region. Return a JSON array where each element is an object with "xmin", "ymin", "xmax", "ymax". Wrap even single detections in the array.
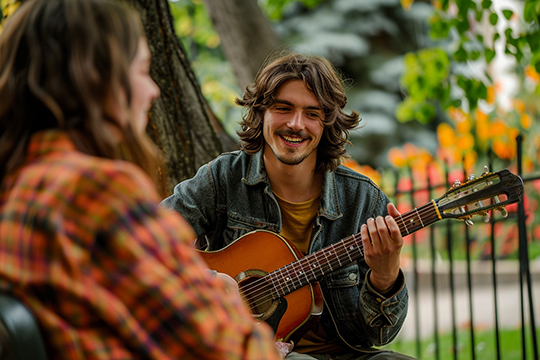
[{"xmin": 280, "ymin": 134, "xmax": 306, "ymax": 145}]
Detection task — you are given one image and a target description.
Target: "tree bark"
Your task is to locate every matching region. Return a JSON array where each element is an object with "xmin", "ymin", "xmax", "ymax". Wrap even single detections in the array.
[
  {"xmin": 129, "ymin": 0, "xmax": 226, "ymax": 195},
  {"xmin": 201, "ymin": 0, "xmax": 281, "ymax": 91}
]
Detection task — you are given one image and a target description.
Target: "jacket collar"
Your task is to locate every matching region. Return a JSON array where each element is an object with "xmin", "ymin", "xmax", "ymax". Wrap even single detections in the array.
[{"xmin": 244, "ymin": 147, "xmax": 342, "ymax": 220}]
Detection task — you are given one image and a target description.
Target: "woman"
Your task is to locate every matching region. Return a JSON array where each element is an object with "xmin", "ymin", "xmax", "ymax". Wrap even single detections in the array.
[{"xmin": 0, "ymin": 0, "xmax": 281, "ymax": 359}]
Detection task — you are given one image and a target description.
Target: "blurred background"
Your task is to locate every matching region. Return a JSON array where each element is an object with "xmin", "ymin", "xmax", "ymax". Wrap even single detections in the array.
[{"xmin": 2, "ymin": 0, "xmax": 539, "ymax": 358}]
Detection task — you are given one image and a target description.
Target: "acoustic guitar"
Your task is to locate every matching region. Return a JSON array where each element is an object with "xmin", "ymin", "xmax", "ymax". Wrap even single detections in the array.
[{"xmin": 199, "ymin": 168, "xmax": 524, "ymax": 343}]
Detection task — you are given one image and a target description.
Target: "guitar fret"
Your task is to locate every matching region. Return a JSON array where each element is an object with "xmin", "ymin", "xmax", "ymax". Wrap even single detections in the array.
[
  {"xmin": 322, "ymin": 250, "xmax": 333, "ymax": 272},
  {"xmin": 341, "ymin": 240, "xmax": 353, "ymax": 263},
  {"xmin": 399, "ymin": 216, "xmax": 409, "ymax": 235},
  {"xmin": 333, "ymin": 243, "xmax": 342, "ymax": 267},
  {"xmin": 415, "ymin": 207, "xmax": 425, "ymax": 228}
]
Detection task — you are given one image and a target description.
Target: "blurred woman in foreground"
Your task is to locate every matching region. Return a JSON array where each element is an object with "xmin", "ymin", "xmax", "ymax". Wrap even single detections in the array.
[{"xmin": 0, "ymin": 0, "xmax": 281, "ymax": 358}]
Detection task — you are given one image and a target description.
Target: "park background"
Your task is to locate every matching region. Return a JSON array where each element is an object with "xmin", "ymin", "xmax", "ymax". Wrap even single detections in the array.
[{"xmin": 1, "ymin": 0, "xmax": 539, "ymax": 359}]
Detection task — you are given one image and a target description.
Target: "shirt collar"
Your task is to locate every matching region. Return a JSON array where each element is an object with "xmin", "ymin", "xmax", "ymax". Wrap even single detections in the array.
[
  {"xmin": 244, "ymin": 147, "xmax": 342, "ymax": 220},
  {"xmin": 26, "ymin": 130, "xmax": 77, "ymax": 162}
]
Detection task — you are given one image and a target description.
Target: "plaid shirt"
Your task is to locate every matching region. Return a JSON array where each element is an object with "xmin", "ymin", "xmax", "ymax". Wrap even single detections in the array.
[{"xmin": 0, "ymin": 130, "xmax": 281, "ymax": 360}]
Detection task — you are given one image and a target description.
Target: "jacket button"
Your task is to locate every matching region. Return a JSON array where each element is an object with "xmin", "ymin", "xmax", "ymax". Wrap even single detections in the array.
[{"xmin": 348, "ymin": 273, "xmax": 357, "ymax": 281}]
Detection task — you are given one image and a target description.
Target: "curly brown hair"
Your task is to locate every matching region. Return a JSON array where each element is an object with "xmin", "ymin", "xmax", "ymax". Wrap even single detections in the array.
[{"xmin": 236, "ymin": 51, "xmax": 360, "ymax": 173}]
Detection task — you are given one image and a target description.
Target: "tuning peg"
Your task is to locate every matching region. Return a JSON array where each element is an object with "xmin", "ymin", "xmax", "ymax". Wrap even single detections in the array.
[
  {"xmin": 468, "ymin": 174, "xmax": 476, "ymax": 181},
  {"xmin": 482, "ymin": 166, "xmax": 489, "ymax": 175},
  {"xmin": 465, "ymin": 219, "xmax": 474, "ymax": 226},
  {"xmin": 452, "ymin": 179, "xmax": 461, "ymax": 188},
  {"xmin": 501, "ymin": 208, "xmax": 508, "ymax": 218},
  {"xmin": 483, "ymin": 213, "xmax": 490, "ymax": 223}
]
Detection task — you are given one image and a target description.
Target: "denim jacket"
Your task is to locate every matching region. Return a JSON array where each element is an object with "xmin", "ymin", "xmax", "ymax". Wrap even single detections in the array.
[{"xmin": 161, "ymin": 148, "xmax": 408, "ymax": 350}]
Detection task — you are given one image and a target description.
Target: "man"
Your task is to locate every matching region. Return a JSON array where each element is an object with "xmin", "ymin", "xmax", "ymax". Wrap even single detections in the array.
[{"xmin": 161, "ymin": 52, "xmax": 415, "ymax": 359}]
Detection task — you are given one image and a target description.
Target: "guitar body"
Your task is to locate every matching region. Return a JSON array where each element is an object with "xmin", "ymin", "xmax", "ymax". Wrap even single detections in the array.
[{"xmin": 198, "ymin": 230, "xmax": 324, "ymax": 343}]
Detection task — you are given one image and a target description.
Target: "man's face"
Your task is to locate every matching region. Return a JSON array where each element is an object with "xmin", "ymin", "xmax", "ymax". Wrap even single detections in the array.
[{"xmin": 262, "ymin": 79, "xmax": 324, "ymax": 167}]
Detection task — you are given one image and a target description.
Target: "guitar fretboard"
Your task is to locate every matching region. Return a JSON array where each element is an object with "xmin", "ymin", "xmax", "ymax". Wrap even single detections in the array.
[{"xmin": 266, "ymin": 201, "xmax": 441, "ymax": 299}]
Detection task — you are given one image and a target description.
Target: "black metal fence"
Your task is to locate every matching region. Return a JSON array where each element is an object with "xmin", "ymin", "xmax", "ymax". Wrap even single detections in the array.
[{"xmin": 385, "ymin": 135, "xmax": 539, "ymax": 360}]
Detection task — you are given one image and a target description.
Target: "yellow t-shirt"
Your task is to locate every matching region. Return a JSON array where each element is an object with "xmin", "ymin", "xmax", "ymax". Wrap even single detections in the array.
[
  {"xmin": 274, "ymin": 193, "xmax": 347, "ymax": 354},
  {"xmin": 274, "ymin": 192, "xmax": 319, "ymax": 254}
]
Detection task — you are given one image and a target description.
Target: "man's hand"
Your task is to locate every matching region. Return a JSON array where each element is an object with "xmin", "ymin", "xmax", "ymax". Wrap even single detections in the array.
[
  {"xmin": 215, "ymin": 272, "xmax": 240, "ymax": 294},
  {"xmin": 361, "ymin": 203, "xmax": 403, "ymax": 295},
  {"xmin": 275, "ymin": 341, "xmax": 294, "ymax": 358}
]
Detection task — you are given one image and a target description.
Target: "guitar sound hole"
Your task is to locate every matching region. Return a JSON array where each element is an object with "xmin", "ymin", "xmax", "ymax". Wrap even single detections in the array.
[{"xmin": 237, "ymin": 271, "xmax": 277, "ymax": 321}]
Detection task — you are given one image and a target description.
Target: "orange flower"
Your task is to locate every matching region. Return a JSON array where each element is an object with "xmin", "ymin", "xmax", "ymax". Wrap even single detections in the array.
[
  {"xmin": 388, "ymin": 147, "xmax": 407, "ymax": 168},
  {"xmin": 490, "ymin": 119, "xmax": 507, "ymax": 137},
  {"xmin": 513, "ymin": 99, "xmax": 526, "ymax": 114},
  {"xmin": 432, "ymin": 0, "xmax": 442, "ymax": 10},
  {"xmin": 437, "ymin": 123, "xmax": 456, "ymax": 148},
  {"xmin": 475, "ymin": 108, "xmax": 489, "ymax": 122},
  {"xmin": 486, "ymin": 85, "xmax": 496, "ymax": 104},
  {"xmin": 403, "ymin": 143, "xmax": 418, "ymax": 163},
  {"xmin": 448, "ymin": 107, "xmax": 469, "ymax": 124},
  {"xmin": 456, "ymin": 117, "xmax": 473, "ymax": 134},
  {"xmin": 400, "ymin": 0, "xmax": 414, "ymax": 10},
  {"xmin": 456, "ymin": 133, "xmax": 475, "ymax": 152},
  {"xmin": 341, "ymin": 158, "xmax": 363, "ymax": 173},
  {"xmin": 520, "ymin": 113, "xmax": 532, "ymax": 129},
  {"xmin": 525, "ymin": 65, "xmax": 540, "ymax": 82},
  {"xmin": 417, "ymin": 148, "xmax": 433, "ymax": 166},
  {"xmin": 492, "ymin": 138, "xmax": 515, "ymax": 159},
  {"xmin": 463, "ymin": 150, "xmax": 477, "ymax": 173}
]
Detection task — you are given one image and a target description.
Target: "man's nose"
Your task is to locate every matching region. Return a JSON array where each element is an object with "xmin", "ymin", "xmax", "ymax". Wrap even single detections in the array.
[{"xmin": 287, "ymin": 111, "xmax": 304, "ymax": 129}]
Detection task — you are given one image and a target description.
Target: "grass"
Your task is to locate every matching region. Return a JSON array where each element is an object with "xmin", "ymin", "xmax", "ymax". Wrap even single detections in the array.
[{"xmin": 383, "ymin": 327, "xmax": 539, "ymax": 360}]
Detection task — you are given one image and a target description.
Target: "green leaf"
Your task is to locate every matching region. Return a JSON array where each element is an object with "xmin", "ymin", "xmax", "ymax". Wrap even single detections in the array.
[
  {"xmin": 454, "ymin": 46, "xmax": 468, "ymax": 62},
  {"xmin": 524, "ymin": 2, "xmax": 538, "ymax": 22},
  {"xmin": 515, "ymin": 48, "xmax": 523, "ymax": 63},
  {"xmin": 527, "ymin": 31, "xmax": 540, "ymax": 52},
  {"xmin": 535, "ymin": 82, "xmax": 540, "ymax": 95},
  {"xmin": 456, "ymin": 17, "xmax": 470, "ymax": 33},
  {"xmin": 481, "ymin": 0, "xmax": 492, "ymax": 9},
  {"xmin": 489, "ymin": 12, "xmax": 498, "ymax": 25},
  {"xmin": 475, "ymin": 8, "xmax": 483, "ymax": 22},
  {"xmin": 502, "ymin": 9, "xmax": 513, "ymax": 20},
  {"xmin": 485, "ymin": 48, "xmax": 496, "ymax": 63},
  {"xmin": 429, "ymin": 14, "xmax": 450, "ymax": 39}
]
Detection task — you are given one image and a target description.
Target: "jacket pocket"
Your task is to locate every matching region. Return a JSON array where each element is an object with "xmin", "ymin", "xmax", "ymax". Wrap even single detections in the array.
[
  {"xmin": 325, "ymin": 263, "xmax": 361, "ymax": 321},
  {"xmin": 223, "ymin": 212, "xmax": 272, "ymax": 245}
]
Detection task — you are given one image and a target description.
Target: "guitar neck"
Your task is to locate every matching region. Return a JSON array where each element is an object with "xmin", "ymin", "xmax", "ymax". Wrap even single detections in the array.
[{"xmin": 268, "ymin": 200, "xmax": 441, "ymax": 298}]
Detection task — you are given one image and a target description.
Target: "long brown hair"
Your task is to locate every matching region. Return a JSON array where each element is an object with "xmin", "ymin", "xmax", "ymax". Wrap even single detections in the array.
[
  {"xmin": 236, "ymin": 51, "xmax": 360, "ymax": 173},
  {"xmin": 0, "ymin": 0, "xmax": 165, "ymax": 194}
]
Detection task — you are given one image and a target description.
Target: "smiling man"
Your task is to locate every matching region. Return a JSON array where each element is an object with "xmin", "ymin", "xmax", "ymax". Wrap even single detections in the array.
[{"xmin": 161, "ymin": 52, "xmax": 416, "ymax": 360}]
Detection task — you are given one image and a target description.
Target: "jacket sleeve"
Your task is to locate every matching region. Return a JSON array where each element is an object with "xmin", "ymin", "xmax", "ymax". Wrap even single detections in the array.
[
  {"xmin": 357, "ymin": 269, "xmax": 409, "ymax": 346},
  {"xmin": 160, "ymin": 163, "xmax": 218, "ymax": 238}
]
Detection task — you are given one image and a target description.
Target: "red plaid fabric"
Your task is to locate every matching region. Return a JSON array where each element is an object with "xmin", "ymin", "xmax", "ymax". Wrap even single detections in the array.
[{"xmin": 0, "ymin": 130, "xmax": 280, "ymax": 360}]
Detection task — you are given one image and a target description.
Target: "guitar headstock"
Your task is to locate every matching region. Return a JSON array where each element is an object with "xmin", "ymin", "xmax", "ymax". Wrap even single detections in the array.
[{"xmin": 435, "ymin": 168, "xmax": 524, "ymax": 224}]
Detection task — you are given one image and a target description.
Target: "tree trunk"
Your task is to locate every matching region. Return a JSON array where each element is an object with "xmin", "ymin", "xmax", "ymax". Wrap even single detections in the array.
[
  {"xmin": 129, "ymin": 0, "xmax": 226, "ymax": 195},
  {"xmin": 201, "ymin": 0, "xmax": 281, "ymax": 91}
]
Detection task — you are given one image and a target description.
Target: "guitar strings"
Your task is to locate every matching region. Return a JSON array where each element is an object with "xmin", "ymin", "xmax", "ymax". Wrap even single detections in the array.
[
  {"xmin": 239, "ymin": 203, "xmax": 442, "ymax": 311},
  {"xmin": 239, "ymin": 181, "xmax": 493, "ymax": 311},
  {"xmin": 240, "ymin": 200, "xmax": 448, "ymax": 311}
]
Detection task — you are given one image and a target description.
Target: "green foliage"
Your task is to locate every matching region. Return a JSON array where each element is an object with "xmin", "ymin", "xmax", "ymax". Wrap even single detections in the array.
[
  {"xmin": 398, "ymin": 0, "xmax": 540, "ymax": 123},
  {"xmin": 259, "ymin": 0, "xmax": 324, "ymax": 20},
  {"xmin": 396, "ymin": 48, "xmax": 451, "ymax": 123}
]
